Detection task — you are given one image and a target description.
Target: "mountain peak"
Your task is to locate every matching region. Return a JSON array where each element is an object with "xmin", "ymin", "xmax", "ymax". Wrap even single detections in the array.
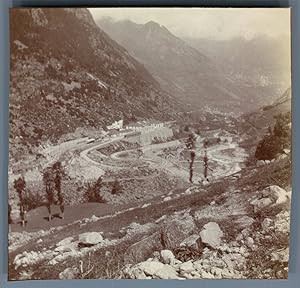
[
  {"xmin": 145, "ymin": 20, "xmax": 160, "ymax": 27},
  {"xmin": 144, "ymin": 20, "xmax": 163, "ymax": 31}
]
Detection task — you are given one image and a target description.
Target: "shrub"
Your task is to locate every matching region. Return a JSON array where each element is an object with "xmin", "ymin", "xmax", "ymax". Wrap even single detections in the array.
[
  {"xmin": 255, "ymin": 134, "xmax": 282, "ymax": 161},
  {"xmin": 111, "ymin": 179, "xmax": 122, "ymax": 195},
  {"xmin": 84, "ymin": 177, "xmax": 106, "ymax": 203},
  {"xmin": 22, "ymin": 189, "xmax": 45, "ymax": 211}
]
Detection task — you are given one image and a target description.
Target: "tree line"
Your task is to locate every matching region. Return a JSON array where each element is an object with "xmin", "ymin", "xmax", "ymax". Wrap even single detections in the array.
[{"xmin": 10, "ymin": 161, "xmax": 122, "ymax": 227}]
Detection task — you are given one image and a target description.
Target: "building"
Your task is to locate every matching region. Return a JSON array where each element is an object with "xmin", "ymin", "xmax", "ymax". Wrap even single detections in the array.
[
  {"xmin": 108, "ymin": 129, "xmax": 119, "ymax": 137},
  {"xmin": 125, "ymin": 123, "xmax": 144, "ymax": 132},
  {"xmin": 107, "ymin": 119, "xmax": 123, "ymax": 130}
]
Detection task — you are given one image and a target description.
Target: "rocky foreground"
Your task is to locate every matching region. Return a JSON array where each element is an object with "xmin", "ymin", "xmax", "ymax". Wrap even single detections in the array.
[{"xmin": 9, "ymin": 183, "xmax": 291, "ymax": 280}]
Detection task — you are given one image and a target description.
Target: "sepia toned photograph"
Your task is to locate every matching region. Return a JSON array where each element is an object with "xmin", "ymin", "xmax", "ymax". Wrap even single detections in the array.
[{"xmin": 8, "ymin": 7, "xmax": 291, "ymax": 280}]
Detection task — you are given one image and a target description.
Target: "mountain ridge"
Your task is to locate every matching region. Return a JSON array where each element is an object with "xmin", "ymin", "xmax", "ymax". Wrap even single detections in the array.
[
  {"xmin": 97, "ymin": 18, "xmax": 248, "ymax": 112},
  {"xmin": 9, "ymin": 8, "xmax": 177, "ymax": 158}
]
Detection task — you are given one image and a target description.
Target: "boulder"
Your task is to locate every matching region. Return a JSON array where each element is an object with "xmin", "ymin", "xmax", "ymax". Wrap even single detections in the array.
[
  {"xmin": 90, "ymin": 215, "xmax": 100, "ymax": 222},
  {"xmin": 124, "ymin": 233, "xmax": 164, "ymax": 264},
  {"xmin": 78, "ymin": 232, "xmax": 103, "ymax": 246},
  {"xmin": 261, "ymin": 185, "xmax": 290, "ymax": 205},
  {"xmin": 250, "ymin": 197, "xmax": 273, "ymax": 213},
  {"xmin": 160, "ymin": 212, "xmax": 196, "ymax": 249},
  {"xmin": 124, "ymin": 212, "xmax": 195, "ymax": 264},
  {"xmin": 179, "ymin": 260, "xmax": 194, "ymax": 274},
  {"xmin": 139, "ymin": 261, "xmax": 165, "ymax": 276},
  {"xmin": 199, "ymin": 222, "xmax": 223, "ymax": 249},
  {"xmin": 160, "ymin": 250, "xmax": 175, "ymax": 264},
  {"xmin": 201, "ymin": 270, "xmax": 215, "ymax": 279},
  {"xmin": 154, "ymin": 264, "xmax": 178, "ymax": 279},
  {"xmin": 245, "ymin": 237, "xmax": 254, "ymax": 249},
  {"xmin": 271, "ymin": 248, "xmax": 289, "ymax": 262},
  {"xmin": 124, "ymin": 266, "xmax": 148, "ymax": 279},
  {"xmin": 56, "ymin": 237, "xmax": 74, "ymax": 247}
]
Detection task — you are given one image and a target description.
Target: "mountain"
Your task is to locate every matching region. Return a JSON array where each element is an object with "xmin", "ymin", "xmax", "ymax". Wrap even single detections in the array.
[
  {"xmin": 185, "ymin": 36, "xmax": 291, "ymax": 106},
  {"xmin": 9, "ymin": 8, "xmax": 176, "ymax": 158},
  {"xmin": 97, "ymin": 18, "xmax": 258, "ymax": 112},
  {"xmin": 239, "ymin": 87, "xmax": 291, "ymax": 147}
]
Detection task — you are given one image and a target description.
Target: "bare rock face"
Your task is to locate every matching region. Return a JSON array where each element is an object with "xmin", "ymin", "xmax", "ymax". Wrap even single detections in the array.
[
  {"xmin": 78, "ymin": 232, "xmax": 103, "ymax": 246},
  {"xmin": 124, "ymin": 232, "xmax": 164, "ymax": 264},
  {"xmin": 124, "ymin": 211, "xmax": 195, "ymax": 264},
  {"xmin": 199, "ymin": 222, "xmax": 224, "ymax": 249},
  {"xmin": 160, "ymin": 212, "xmax": 196, "ymax": 249}
]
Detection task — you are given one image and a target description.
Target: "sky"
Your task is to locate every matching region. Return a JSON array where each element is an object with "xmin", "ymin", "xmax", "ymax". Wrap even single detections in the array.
[{"xmin": 88, "ymin": 8, "xmax": 290, "ymax": 40}]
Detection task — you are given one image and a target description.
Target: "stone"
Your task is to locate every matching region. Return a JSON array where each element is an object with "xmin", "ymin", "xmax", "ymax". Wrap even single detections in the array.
[
  {"xmin": 154, "ymin": 264, "xmax": 178, "ymax": 279},
  {"xmin": 56, "ymin": 237, "xmax": 74, "ymax": 247},
  {"xmin": 261, "ymin": 185, "xmax": 290, "ymax": 205},
  {"xmin": 124, "ymin": 233, "xmax": 164, "ymax": 264},
  {"xmin": 160, "ymin": 250, "xmax": 175, "ymax": 264},
  {"xmin": 37, "ymin": 238, "xmax": 43, "ymax": 244},
  {"xmin": 160, "ymin": 212, "xmax": 196, "ymax": 249},
  {"xmin": 181, "ymin": 272, "xmax": 194, "ymax": 279},
  {"xmin": 90, "ymin": 215, "xmax": 100, "ymax": 222},
  {"xmin": 250, "ymin": 197, "xmax": 273, "ymax": 213},
  {"xmin": 190, "ymin": 270, "xmax": 201, "ymax": 277},
  {"xmin": 222, "ymin": 268, "xmax": 234, "ymax": 278},
  {"xmin": 199, "ymin": 222, "xmax": 223, "ymax": 249},
  {"xmin": 271, "ymin": 248, "xmax": 289, "ymax": 262},
  {"xmin": 262, "ymin": 218, "xmax": 274, "ymax": 230},
  {"xmin": 245, "ymin": 237, "xmax": 254, "ymax": 249},
  {"xmin": 126, "ymin": 267, "xmax": 148, "ymax": 279},
  {"xmin": 223, "ymin": 254, "xmax": 235, "ymax": 270},
  {"xmin": 201, "ymin": 270, "xmax": 215, "ymax": 279},
  {"xmin": 256, "ymin": 160, "xmax": 265, "ymax": 167},
  {"xmin": 138, "ymin": 261, "xmax": 165, "ymax": 276},
  {"xmin": 78, "ymin": 232, "xmax": 103, "ymax": 245},
  {"xmin": 179, "ymin": 260, "xmax": 194, "ymax": 273},
  {"xmin": 163, "ymin": 196, "xmax": 172, "ymax": 202},
  {"xmin": 211, "ymin": 267, "xmax": 223, "ymax": 278},
  {"xmin": 184, "ymin": 187, "xmax": 196, "ymax": 195}
]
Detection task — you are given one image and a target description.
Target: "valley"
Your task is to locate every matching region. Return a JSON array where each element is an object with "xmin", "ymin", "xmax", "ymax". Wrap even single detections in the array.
[{"xmin": 7, "ymin": 7, "xmax": 292, "ymax": 281}]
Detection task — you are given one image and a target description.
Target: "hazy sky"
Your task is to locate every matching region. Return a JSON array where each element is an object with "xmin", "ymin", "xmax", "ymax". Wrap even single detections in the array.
[{"xmin": 88, "ymin": 8, "xmax": 290, "ymax": 40}]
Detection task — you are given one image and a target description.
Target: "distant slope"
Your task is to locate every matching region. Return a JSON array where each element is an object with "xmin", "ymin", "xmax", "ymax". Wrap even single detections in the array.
[
  {"xmin": 239, "ymin": 87, "xmax": 291, "ymax": 143},
  {"xmin": 9, "ymin": 9, "xmax": 177, "ymax": 158},
  {"xmin": 185, "ymin": 36, "xmax": 291, "ymax": 107},
  {"xmin": 97, "ymin": 18, "xmax": 258, "ymax": 112}
]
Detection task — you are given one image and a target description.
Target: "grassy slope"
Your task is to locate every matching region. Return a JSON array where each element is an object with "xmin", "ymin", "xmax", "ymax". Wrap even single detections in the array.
[{"xmin": 9, "ymin": 155, "xmax": 291, "ymax": 279}]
